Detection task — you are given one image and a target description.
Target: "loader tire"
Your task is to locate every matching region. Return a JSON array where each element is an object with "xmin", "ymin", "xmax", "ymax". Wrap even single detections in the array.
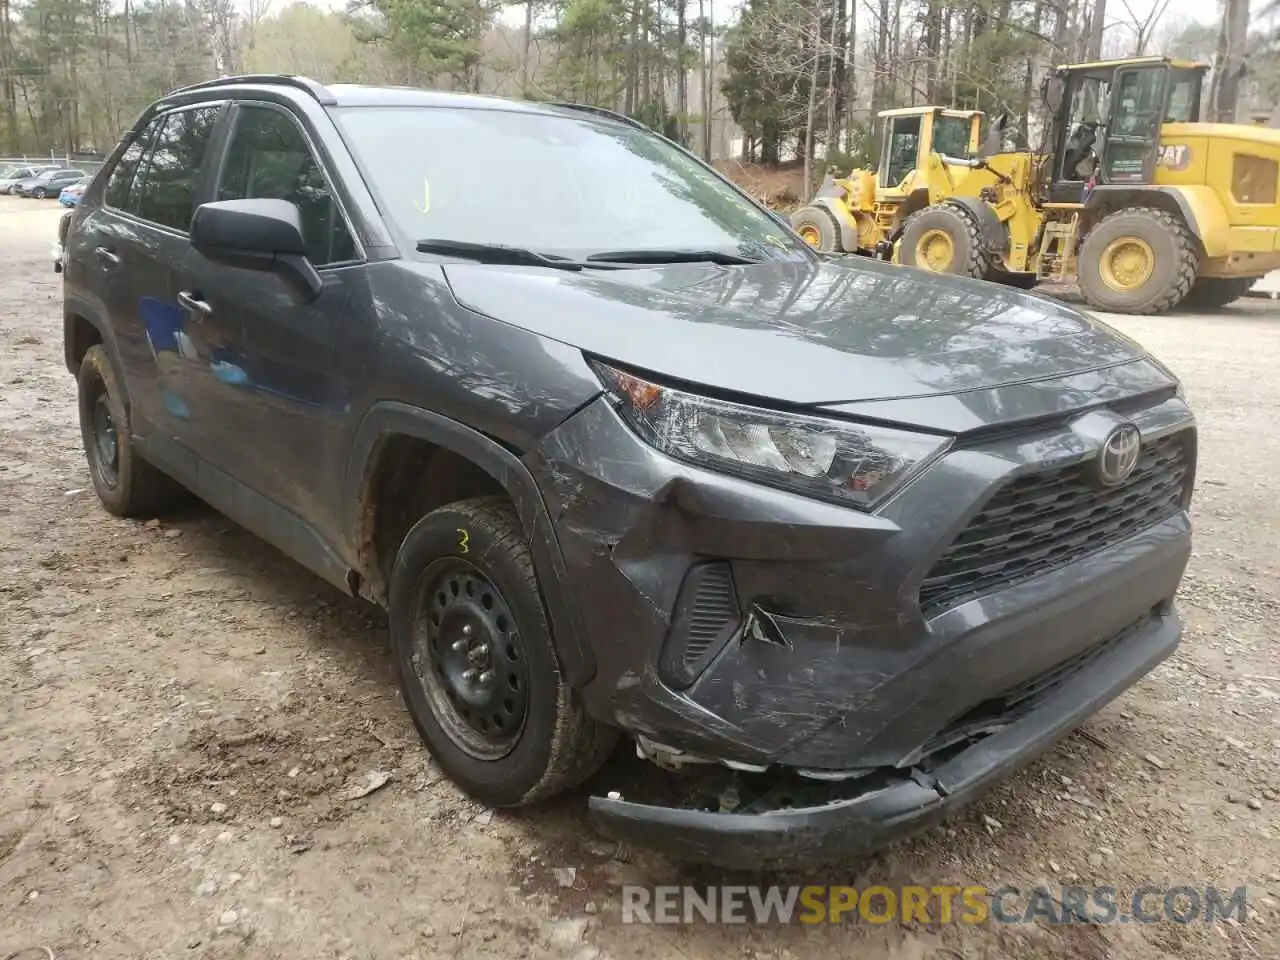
[
  {"xmin": 1179, "ymin": 276, "xmax": 1259, "ymax": 310},
  {"xmin": 1077, "ymin": 207, "xmax": 1198, "ymax": 314},
  {"xmin": 899, "ymin": 204, "xmax": 985, "ymax": 279},
  {"xmin": 791, "ymin": 205, "xmax": 844, "ymax": 252},
  {"xmin": 986, "ymin": 267, "xmax": 1039, "ymax": 290}
]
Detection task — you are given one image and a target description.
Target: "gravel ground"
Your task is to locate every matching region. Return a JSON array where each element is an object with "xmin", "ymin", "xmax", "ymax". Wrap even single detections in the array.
[{"xmin": 2, "ymin": 195, "xmax": 1278, "ymax": 960}]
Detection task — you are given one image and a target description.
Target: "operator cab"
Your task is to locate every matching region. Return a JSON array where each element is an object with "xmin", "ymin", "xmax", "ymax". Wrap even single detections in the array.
[
  {"xmin": 1045, "ymin": 56, "xmax": 1207, "ymax": 202},
  {"xmin": 877, "ymin": 107, "xmax": 984, "ymax": 188}
]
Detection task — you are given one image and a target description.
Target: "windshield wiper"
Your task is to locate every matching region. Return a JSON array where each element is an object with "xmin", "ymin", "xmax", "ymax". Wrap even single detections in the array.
[
  {"xmin": 584, "ymin": 249, "xmax": 760, "ymax": 266},
  {"xmin": 416, "ymin": 239, "xmax": 584, "ymax": 272}
]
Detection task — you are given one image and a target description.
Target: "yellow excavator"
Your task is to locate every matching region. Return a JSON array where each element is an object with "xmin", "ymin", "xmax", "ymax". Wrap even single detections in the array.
[{"xmin": 791, "ymin": 56, "xmax": 1279, "ymax": 313}]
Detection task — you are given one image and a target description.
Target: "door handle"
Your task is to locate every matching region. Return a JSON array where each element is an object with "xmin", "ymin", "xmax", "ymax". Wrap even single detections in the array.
[
  {"xmin": 176, "ymin": 290, "xmax": 213, "ymax": 317},
  {"xmin": 94, "ymin": 246, "xmax": 120, "ymax": 267}
]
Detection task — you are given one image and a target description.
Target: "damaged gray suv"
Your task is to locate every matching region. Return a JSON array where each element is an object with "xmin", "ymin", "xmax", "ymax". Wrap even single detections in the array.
[{"xmin": 63, "ymin": 75, "xmax": 1195, "ymax": 869}]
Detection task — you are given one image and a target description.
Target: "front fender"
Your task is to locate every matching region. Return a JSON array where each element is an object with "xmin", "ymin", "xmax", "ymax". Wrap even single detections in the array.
[{"xmin": 342, "ymin": 401, "xmax": 597, "ymax": 687}]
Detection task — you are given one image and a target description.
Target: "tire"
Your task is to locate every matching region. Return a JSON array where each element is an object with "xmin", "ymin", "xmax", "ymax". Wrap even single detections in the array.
[
  {"xmin": 33, "ymin": 187, "xmax": 46, "ymax": 199},
  {"xmin": 1179, "ymin": 276, "xmax": 1258, "ymax": 310},
  {"xmin": 898, "ymin": 204, "xmax": 985, "ymax": 279},
  {"xmin": 388, "ymin": 496, "xmax": 617, "ymax": 807},
  {"xmin": 790, "ymin": 205, "xmax": 844, "ymax": 252},
  {"xmin": 1077, "ymin": 207, "xmax": 1198, "ymax": 314},
  {"xmin": 77, "ymin": 345, "xmax": 185, "ymax": 517},
  {"xmin": 986, "ymin": 267, "xmax": 1038, "ymax": 290}
]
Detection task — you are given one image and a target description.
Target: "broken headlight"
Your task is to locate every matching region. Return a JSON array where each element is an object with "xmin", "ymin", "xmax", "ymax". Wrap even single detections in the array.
[{"xmin": 592, "ymin": 361, "xmax": 950, "ymax": 510}]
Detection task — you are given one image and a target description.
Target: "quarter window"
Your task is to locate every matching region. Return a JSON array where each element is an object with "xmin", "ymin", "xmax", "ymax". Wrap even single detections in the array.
[
  {"xmin": 135, "ymin": 105, "xmax": 221, "ymax": 231},
  {"xmin": 105, "ymin": 119, "xmax": 162, "ymax": 212},
  {"xmin": 217, "ymin": 105, "xmax": 356, "ymax": 266}
]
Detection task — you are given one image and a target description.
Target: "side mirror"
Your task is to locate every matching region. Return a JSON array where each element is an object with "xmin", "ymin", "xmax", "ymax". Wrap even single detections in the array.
[
  {"xmin": 189, "ymin": 198, "xmax": 322, "ymax": 303},
  {"xmin": 1042, "ymin": 75, "xmax": 1065, "ymax": 114}
]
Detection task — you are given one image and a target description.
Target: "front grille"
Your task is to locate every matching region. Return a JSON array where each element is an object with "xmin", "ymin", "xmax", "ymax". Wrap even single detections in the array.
[
  {"xmin": 916, "ymin": 610, "xmax": 1156, "ymax": 760},
  {"xmin": 919, "ymin": 431, "xmax": 1191, "ymax": 616}
]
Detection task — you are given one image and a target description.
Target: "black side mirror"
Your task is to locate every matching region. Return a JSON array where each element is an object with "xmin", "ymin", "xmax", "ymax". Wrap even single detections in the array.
[
  {"xmin": 1042, "ymin": 75, "xmax": 1065, "ymax": 114},
  {"xmin": 189, "ymin": 198, "xmax": 322, "ymax": 303}
]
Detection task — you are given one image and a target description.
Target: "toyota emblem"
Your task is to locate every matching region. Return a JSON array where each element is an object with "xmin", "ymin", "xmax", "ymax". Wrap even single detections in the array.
[{"xmin": 1096, "ymin": 423, "xmax": 1141, "ymax": 487}]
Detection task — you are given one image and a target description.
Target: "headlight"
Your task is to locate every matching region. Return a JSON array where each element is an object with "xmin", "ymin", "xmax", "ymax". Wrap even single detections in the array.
[{"xmin": 591, "ymin": 361, "xmax": 950, "ymax": 510}]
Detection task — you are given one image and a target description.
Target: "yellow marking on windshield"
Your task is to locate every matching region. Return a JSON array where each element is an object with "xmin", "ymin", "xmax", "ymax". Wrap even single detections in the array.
[{"xmin": 414, "ymin": 178, "xmax": 431, "ymax": 214}]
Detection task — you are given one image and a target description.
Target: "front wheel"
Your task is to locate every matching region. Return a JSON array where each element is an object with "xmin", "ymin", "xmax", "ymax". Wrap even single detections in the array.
[
  {"xmin": 898, "ymin": 205, "xmax": 986, "ymax": 279},
  {"xmin": 388, "ymin": 497, "xmax": 617, "ymax": 807},
  {"xmin": 77, "ymin": 345, "xmax": 185, "ymax": 517},
  {"xmin": 790, "ymin": 205, "xmax": 844, "ymax": 252},
  {"xmin": 32, "ymin": 187, "xmax": 46, "ymax": 199}
]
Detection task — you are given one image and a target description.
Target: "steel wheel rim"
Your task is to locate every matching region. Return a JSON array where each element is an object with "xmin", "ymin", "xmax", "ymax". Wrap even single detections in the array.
[
  {"xmin": 798, "ymin": 224, "xmax": 821, "ymax": 247},
  {"xmin": 1099, "ymin": 236, "xmax": 1155, "ymax": 292},
  {"xmin": 917, "ymin": 228, "xmax": 954, "ymax": 271},
  {"xmin": 411, "ymin": 559, "xmax": 530, "ymax": 760},
  {"xmin": 91, "ymin": 392, "xmax": 119, "ymax": 489}
]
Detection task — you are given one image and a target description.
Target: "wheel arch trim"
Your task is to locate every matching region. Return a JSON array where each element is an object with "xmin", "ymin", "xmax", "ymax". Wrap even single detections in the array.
[
  {"xmin": 63, "ymin": 297, "xmax": 133, "ymax": 414},
  {"xmin": 343, "ymin": 401, "xmax": 596, "ymax": 687},
  {"xmin": 1085, "ymin": 185, "xmax": 1227, "ymax": 258}
]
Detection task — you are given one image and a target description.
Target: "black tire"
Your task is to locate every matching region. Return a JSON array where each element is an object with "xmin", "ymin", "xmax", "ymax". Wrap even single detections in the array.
[
  {"xmin": 77, "ymin": 345, "xmax": 185, "ymax": 517},
  {"xmin": 986, "ymin": 267, "xmax": 1038, "ymax": 290},
  {"xmin": 388, "ymin": 496, "xmax": 617, "ymax": 807},
  {"xmin": 898, "ymin": 204, "xmax": 985, "ymax": 279},
  {"xmin": 33, "ymin": 187, "xmax": 46, "ymax": 199},
  {"xmin": 1179, "ymin": 276, "xmax": 1259, "ymax": 310},
  {"xmin": 1077, "ymin": 207, "xmax": 1198, "ymax": 314},
  {"xmin": 790, "ymin": 205, "xmax": 844, "ymax": 252}
]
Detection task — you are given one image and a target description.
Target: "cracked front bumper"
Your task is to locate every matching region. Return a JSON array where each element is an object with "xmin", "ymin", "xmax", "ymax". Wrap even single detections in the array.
[{"xmin": 589, "ymin": 608, "xmax": 1180, "ymax": 869}]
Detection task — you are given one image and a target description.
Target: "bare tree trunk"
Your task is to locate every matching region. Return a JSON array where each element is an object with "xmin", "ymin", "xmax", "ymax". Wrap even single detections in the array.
[
  {"xmin": 803, "ymin": 2, "xmax": 821, "ymax": 191},
  {"xmin": 676, "ymin": 0, "xmax": 687, "ymax": 143},
  {"xmin": 521, "ymin": 0, "xmax": 534, "ymax": 96},
  {"xmin": 823, "ymin": 0, "xmax": 839, "ymax": 163},
  {"xmin": 845, "ymin": 0, "xmax": 857, "ymax": 153},
  {"xmin": 1086, "ymin": 0, "xmax": 1105, "ymax": 59},
  {"xmin": 1210, "ymin": 0, "xmax": 1249, "ymax": 122},
  {"xmin": 701, "ymin": 0, "xmax": 713, "ymax": 160}
]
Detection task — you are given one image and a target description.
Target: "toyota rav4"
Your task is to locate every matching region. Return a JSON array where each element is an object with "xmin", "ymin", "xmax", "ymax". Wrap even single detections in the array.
[{"xmin": 61, "ymin": 75, "xmax": 1196, "ymax": 868}]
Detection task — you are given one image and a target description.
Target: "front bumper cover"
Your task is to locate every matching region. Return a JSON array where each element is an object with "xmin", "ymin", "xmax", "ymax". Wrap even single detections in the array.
[{"xmin": 589, "ymin": 608, "xmax": 1180, "ymax": 870}]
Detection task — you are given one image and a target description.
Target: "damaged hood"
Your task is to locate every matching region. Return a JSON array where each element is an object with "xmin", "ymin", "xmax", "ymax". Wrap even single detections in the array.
[{"xmin": 440, "ymin": 256, "xmax": 1146, "ymax": 405}]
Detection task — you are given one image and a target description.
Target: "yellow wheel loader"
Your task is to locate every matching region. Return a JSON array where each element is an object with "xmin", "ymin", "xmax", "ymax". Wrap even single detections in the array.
[{"xmin": 792, "ymin": 56, "xmax": 1280, "ymax": 314}]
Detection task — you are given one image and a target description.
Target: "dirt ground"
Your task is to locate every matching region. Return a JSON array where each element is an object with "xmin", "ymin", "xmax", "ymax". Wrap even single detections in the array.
[{"xmin": 2, "ymin": 195, "xmax": 1278, "ymax": 960}]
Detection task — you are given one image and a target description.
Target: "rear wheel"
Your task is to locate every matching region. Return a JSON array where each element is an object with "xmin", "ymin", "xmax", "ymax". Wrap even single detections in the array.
[
  {"xmin": 1180, "ymin": 276, "xmax": 1258, "ymax": 310},
  {"xmin": 899, "ymin": 205, "xmax": 985, "ymax": 279},
  {"xmin": 790, "ymin": 205, "xmax": 843, "ymax": 252},
  {"xmin": 1077, "ymin": 207, "xmax": 1198, "ymax": 314},
  {"xmin": 77, "ymin": 345, "xmax": 185, "ymax": 517},
  {"xmin": 388, "ymin": 497, "xmax": 617, "ymax": 807}
]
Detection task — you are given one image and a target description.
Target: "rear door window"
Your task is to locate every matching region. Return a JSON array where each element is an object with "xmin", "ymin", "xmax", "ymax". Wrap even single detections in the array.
[{"xmin": 134, "ymin": 105, "xmax": 222, "ymax": 232}]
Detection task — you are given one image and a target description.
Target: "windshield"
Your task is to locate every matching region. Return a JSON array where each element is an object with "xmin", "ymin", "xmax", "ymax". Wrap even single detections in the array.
[
  {"xmin": 934, "ymin": 116, "xmax": 971, "ymax": 158},
  {"xmin": 334, "ymin": 106, "xmax": 807, "ymax": 262},
  {"xmin": 0, "ymin": 166, "xmax": 21, "ymax": 178}
]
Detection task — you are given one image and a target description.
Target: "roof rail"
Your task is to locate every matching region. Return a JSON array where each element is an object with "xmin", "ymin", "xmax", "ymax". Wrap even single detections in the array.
[
  {"xmin": 546, "ymin": 101, "xmax": 652, "ymax": 132},
  {"xmin": 164, "ymin": 74, "xmax": 337, "ymax": 106}
]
